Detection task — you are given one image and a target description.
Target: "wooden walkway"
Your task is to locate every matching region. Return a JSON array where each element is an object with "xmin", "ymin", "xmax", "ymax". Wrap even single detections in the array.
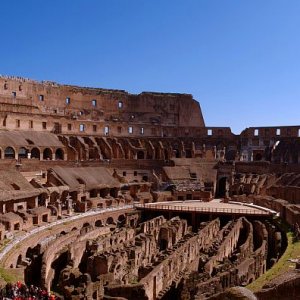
[{"xmin": 135, "ymin": 201, "xmax": 274, "ymax": 217}]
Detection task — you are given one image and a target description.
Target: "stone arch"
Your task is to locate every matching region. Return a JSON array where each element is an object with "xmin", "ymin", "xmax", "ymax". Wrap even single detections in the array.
[
  {"xmin": 117, "ymin": 214, "xmax": 126, "ymax": 227},
  {"xmin": 47, "ymin": 205, "xmax": 58, "ymax": 216},
  {"xmin": 95, "ymin": 220, "xmax": 103, "ymax": 227},
  {"xmin": 4, "ymin": 146, "xmax": 15, "ymax": 159},
  {"xmin": 50, "ymin": 251, "xmax": 69, "ymax": 292},
  {"xmin": 55, "ymin": 148, "xmax": 64, "ymax": 160},
  {"xmin": 31, "ymin": 147, "xmax": 40, "ymax": 159},
  {"xmin": 18, "ymin": 147, "xmax": 28, "ymax": 159},
  {"xmin": 225, "ymin": 149, "xmax": 237, "ymax": 161},
  {"xmin": 254, "ymin": 153, "xmax": 263, "ymax": 161},
  {"xmin": 106, "ymin": 217, "xmax": 114, "ymax": 225},
  {"xmin": 37, "ymin": 192, "xmax": 48, "ymax": 206},
  {"xmin": 24, "ymin": 244, "xmax": 42, "ymax": 286},
  {"xmin": 50, "ymin": 191, "xmax": 60, "ymax": 204},
  {"xmin": 137, "ymin": 150, "xmax": 145, "ymax": 159},
  {"xmin": 43, "ymin": 148, "xmax": 52, "ymax": 160},
  {"xmin": 82, "ymin": 222, "xmax": 90, "ymax": 228}
]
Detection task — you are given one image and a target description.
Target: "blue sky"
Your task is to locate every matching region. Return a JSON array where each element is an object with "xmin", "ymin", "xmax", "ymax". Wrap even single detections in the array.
[{"xmin": 0, "ymin": 0, "xmax": 299, "ymax": 133}]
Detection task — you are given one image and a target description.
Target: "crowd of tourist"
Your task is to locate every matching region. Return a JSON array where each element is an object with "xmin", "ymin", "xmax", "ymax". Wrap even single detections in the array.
[{"xmin": 0, "ymin": 282, "xmax": 59, "ymax": 300}]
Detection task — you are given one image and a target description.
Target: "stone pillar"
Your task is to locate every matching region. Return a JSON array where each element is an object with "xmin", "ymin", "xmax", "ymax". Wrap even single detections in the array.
[
  {"xmin": 45, "ymin": 195, "xmax": 50, "ymax": 207},
  {"xmin": 214, "ymin": 146, "xmax": 217, "ymax": 159},
  {"xmin": 56, "ymin": 201, "xmax": 62, "ymax": 218},
  {"xmin": 250, "ymin": 151, "xmax": 253, "ymax": 162},
  {"xmin": 67, "ymin": 195, "xmax": 73, "ymax": 216}
]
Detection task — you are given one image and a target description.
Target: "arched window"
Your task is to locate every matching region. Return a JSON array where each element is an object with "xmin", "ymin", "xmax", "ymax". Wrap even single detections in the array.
[
  {"xmin": 31, "ymin": 148, "xmax": 40, "ymax": 159},
  {"xmin": 4, "ymin": 147, "xmax": 15, "ymax": 159},
  {"xmin": 55, "ymin": 148, "xmax": 64, "ymax": 160},
  {"xmin": 18, "ymin": 147, "xmax": 28, "ymax": 159},
  {"xmin": 43, "ymin": 148, "xmax": 52, "ymax": 160}
]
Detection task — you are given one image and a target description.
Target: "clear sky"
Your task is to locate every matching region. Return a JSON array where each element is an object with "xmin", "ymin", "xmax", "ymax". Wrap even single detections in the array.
[{"xmin": 0, "ymin": 0, "xmax": 299, "ymax": 133}]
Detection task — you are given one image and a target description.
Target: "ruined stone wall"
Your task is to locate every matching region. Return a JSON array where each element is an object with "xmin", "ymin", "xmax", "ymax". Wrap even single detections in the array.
[
  {"xmin": 1, "ymin": 208, "xmax": 134, "ymax": 269},
  {"xmin": 139, "ymin": 219, "xmax": 220, "ymax": 300},
  {"xmin": 189, "ymin": 219, "xmax": 270, "ymax": 299},
  {"xmin": 204, "ymin": 219, "xmax": 244, "ymax": 275},
  {"xmin": 0, "ymin": 76, "xmax": 205, "ymax": 137}
]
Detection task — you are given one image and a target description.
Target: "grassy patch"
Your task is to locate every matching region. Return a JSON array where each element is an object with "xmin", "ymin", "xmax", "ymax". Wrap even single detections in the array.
[
  {"xmin": 0, "ymin": 267, "xmax": 19, "ymax": 283},
  {"xmin": 247, "ymin": 231, "xmax": 300, "ymax": 292}
]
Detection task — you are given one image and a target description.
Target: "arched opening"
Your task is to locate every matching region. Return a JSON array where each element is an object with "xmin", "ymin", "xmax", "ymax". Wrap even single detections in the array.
[
  {"xmin": 82, "ymin": 222, "xmax": 90, "ymax": 228},
  {"xmin": 164, "ymin": 149, "xmax": 169, "ymax": 160},
  {"xmin": 25, "ymin": 245, "xmax": 42, "ymax": 286},
  {"xmin": 51, "ymin": 251, "xmax": 69, "ymax": 293},
  {"xmin": 47, "ymin": 205, "xmax": 58, "ymax": 216},
  {"xmin": 117, "ymin": 215, "xmax": 126, "ymax": 228},
  {"xmin": 4, "ymin": 147, "xmax": 15, "ymax": 159},
  {"xmin": 18, "ymin": 147, "xmax": 28, "ymax": 159},
  {"xmin": 137, "ymin": 151, "xmax": 145, "ymax": 159},
  {"xmin": 90, "ymin": 189, "xmax": 97, "ymax": 198},
  {"xmin": 185, "ymin": 149, "xmax": 192, "ymax": 158},
  {"xmin": 14, "ymin": 223, "xmax": 20, "ymax": 230},
  {"xmin": 110, "ymin": 188, "xmax": 118, "ymax": 198},
  {"xmin": 43, "ymin": 148, "xmax": 52, "ymax": 160},
  {"xmin": 106, "ymin": 217, "xmax": 114, "ymax": 225},
  {"xmin": 174, "ymin": 149, "xmax": 180, "ymax": 158},
  {"xmin": 216, "ymin": 177, "xmax": 227, "ymax": 198},
  {"xmin": 55, "ymin": 148, "xmax": 64, "ymax": 160},
  {"xmin": 95, "ymin": 220, "xmax": 102, "ymax": 227},
  {"xmin": 225, "ymin": 150, "xmax": 237, "ymax": 161},
  {"xmin": 254, "ymin": 153, "xmax": 263, "ymax": 161},
  {"xmin": 31, "ymin": 147, "xmax": 40, "ymax": 159},
  {"xmin": 159, "ymin": 239, "xmax": 168, "ymax": 251},
  {"xmin": 100, "ymin": 188, "xmax": 109, "ymax": 198}
]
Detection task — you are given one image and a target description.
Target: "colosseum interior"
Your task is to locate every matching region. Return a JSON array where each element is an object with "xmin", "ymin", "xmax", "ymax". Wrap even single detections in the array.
[{"xmin": 0, "ymin": 75, "xmax": 299, "ymax": 299}]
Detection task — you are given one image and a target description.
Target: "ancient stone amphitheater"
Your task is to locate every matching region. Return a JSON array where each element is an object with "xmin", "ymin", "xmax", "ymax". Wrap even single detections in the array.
[{"xmin": 0, "ymin": 75, "xmax": 299, "ymax": 299}]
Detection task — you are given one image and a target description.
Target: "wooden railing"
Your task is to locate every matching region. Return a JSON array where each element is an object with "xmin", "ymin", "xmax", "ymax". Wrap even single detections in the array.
[{"xmin": 134, "ymin": 203, "xmax": 272, "ymax": 216}]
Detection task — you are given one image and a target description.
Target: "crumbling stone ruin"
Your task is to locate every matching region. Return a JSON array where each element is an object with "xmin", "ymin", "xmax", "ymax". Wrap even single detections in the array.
[{"xmin": 0, "ymin": 75, "xmax": 299, "ymax": 299}]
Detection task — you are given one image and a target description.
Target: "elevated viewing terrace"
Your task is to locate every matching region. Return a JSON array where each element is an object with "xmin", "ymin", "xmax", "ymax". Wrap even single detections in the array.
[{"xmin": 135, "ymin": 200, "xmax": 276, "ymax": 217}]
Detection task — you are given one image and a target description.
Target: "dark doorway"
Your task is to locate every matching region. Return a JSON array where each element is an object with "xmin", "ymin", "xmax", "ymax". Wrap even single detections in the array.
[
  {"xmin": 51, "ymin": 251, "xmax": 69, "ymax": 293},
  {"xmin": 254, "ymin": 153, "xmax": 263, "ymax": 161},
  {"xmin": 137, "ymin": 151, "xmax": 144, "ymax": 159},
  {"xmin": 159, "ymin": 239, "xmax": 168, "ymax": 251},
  {"xmin": 216, "ymin": 177, "xmax": 227, "ymax": 198}
]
